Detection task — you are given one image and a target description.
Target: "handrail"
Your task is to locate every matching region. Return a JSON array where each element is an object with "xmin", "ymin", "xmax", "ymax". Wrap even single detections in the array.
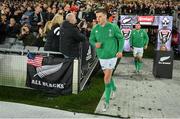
[{"xmin": 0, "ymin": 48, "xmax": 63, "ymax": 56}]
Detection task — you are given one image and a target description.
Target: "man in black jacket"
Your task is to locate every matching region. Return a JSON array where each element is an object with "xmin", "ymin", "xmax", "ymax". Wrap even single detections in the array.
[{"xmin": 59, "ymin": 13, "xmax": 87, "ymax": 58}]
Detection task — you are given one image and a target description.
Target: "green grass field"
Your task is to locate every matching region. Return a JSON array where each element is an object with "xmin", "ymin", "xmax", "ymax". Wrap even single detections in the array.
[{"xmin": 0, "ymin": 73, "xmax": 104, "ymax": 114}]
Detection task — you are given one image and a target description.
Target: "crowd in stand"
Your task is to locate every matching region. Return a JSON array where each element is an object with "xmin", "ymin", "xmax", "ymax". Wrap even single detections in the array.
[{"xmin": 0, "ymin": 0, "xmax": 179, "ymax": 49}]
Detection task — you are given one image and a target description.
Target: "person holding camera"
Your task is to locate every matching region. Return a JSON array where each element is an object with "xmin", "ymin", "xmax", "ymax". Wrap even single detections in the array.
[
  {"xmin": 58, "ymin": 13, "xmax": 87, "ymax": 58},
  {"xmin": 18, "ymin": 24, "xmax": 36, "ymax": 46}
]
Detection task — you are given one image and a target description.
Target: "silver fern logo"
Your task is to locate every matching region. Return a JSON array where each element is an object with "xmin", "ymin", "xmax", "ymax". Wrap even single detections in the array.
[
  {"xmin": 159, "ymin": 56, "xmax": 171, "ymax": 64},
  {"xmin": 122, "ymin": 17, "xmax": 132, "ymax": 24},
  {"xmin": 160, "ymin": 56, "xmax": 170, "ymax": 62}
]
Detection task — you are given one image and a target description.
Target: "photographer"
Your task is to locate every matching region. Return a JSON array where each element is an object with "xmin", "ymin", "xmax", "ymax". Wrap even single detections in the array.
[{"xmin": 18, "ymin": 24, "xmax": 36, "ymax": 46}]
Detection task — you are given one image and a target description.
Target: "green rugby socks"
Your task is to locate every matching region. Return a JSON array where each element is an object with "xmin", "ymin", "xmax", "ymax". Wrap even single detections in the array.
[
  {"xmin": 105, "ymin": 83, "xmax": 111, "ymax": 104},
  {"xmin": 134, "ymin": 60, "xmax": 138, "ymax": 71},
  {"xmin": 136, "ymin": 60, "xmax": 143, "ymax": 72},
  {"xmin": 110, "ymin": 78, "xmax": 116, "ymax": 91}
]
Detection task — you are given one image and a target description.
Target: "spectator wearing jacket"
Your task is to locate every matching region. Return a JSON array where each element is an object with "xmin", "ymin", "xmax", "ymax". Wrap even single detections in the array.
[
  {"xmin": 18, "ymin": 24, "xmax": 36, "ymax": 46},
  {"xmin": 44, "ymin": 14, "xmax": 64, "ymax": 52},
  {"xmin": 20, "ymin": 6, "xmax": 33, "ymax": 25},
  {"xmin": 30, "ymin": 5, "xmax": 44, "ymax": 36},
  {"xmin": 6, "ymin": 17, "xmax": 20, "ymax": 38},
  {"xmin": 58, "ymin": 13, "xmax": 86, "ymax": 58}
]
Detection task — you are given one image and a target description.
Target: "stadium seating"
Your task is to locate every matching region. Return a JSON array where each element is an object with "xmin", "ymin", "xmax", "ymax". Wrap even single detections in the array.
[
  {"xmin": 38, "ymin": 47, "xmax": 44, "ymax": 51},
  {"xmin": 3, "ymin": 38, "xmax": 16, "ymax": 45},
  {"xmin": 25, "ymin": 46, "xmax": 39, "ymax": 51},
  {"xmin": 0, "ymin": 44, "xmax": 11, "ymax": 49}
]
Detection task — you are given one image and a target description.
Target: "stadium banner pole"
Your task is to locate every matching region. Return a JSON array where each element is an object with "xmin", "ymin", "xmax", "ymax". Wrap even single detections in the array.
[{"xmin": 72, "ymin": 59, "xmax": 79, "ymax": 94}]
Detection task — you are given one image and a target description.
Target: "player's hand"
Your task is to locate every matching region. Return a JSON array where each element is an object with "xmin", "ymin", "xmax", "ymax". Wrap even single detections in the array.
[
  {"xmin": 95, "ymin": 42, "xmax": 101, "ymax": 48},
  {"xmin": 116, "ymin": 52, "xmax": 123, "ymax": 58},
  {"xmin": 144, "ymin": 45, "xmax": 148, "ymax": 50}
]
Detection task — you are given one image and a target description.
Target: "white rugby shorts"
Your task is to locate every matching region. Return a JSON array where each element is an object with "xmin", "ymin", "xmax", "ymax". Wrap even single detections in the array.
[
  {"xmin": 99, "ymin": 57, "xmax": 117, "ymax": 70},
  {"xmin": 133, "ymin": 47, "xmax": 144, "ymax": 57}
]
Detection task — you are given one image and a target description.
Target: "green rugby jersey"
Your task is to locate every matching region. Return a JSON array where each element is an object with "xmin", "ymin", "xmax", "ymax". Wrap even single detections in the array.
[
  {"xmin": 90, "ymin": 22, "xmax": 124, "ymax": 59},
  {"xmin": 130, "ymin": 29, "xmax": 149, "ymax": 48}
]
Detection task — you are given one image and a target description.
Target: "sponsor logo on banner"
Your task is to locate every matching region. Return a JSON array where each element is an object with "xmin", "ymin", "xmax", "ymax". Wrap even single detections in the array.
[
  {"xmin": 121, "ymin": 28, "xmax": 131, "ymax": 40},
  {"xmin": 121, "ymin": 17, "xmax": 132, "ymax": 25},
  {"xmin": 31, "ymin": 79, "xmax": 65, "ymax": 89},
  {"xmin": 160, "ymin": 56, "xmax": 170, "ymax": 62},
  {"xmin": 138, "ymin": 16, "xmax": 155, "ymax": 25},
  {"xmin": 159, "ymin": 29, "xmax": 171, "ymax": 44},
  {"xmin": 157, "ymin": 16, "xmax": 173, "ymax": 50},
  {"xmin": 158, "ymin": 56, "xmax": 171, "ymax": 64},
  {"xmin": 162, "ymin": 17, "xmax": 170, "ymax": 27}
]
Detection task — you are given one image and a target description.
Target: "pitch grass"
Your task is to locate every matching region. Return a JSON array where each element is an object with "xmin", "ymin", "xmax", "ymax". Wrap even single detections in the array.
[{"xmin": 0, "ymin": 73, "xmax": 104, "ymax": 114}]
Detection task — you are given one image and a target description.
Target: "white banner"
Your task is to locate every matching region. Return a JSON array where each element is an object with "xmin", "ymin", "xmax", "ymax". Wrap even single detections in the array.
[{"xmin": 120, "ymin": 15, "xmax": 173, "ymax": 51}]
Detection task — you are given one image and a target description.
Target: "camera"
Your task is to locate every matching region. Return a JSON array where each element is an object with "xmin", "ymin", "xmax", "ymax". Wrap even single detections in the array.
[
  {"xmin": 78, "ymin": 20, "xmax": 85, "ymax": 28},
  {"xmin": 21, "ymin": 26, "xmax": 29, "ymax": 35},
  {"xmin": 22, "ymin": 28, "xmax": 26, "ymax": 32}
]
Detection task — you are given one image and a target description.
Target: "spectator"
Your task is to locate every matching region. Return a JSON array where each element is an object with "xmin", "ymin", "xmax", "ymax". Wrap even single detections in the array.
[
  {"xmin": 0, "ymin": 14, "xmax": 7, "ymax": 44},
  {"xmin": 42, "ymin": 20, "xmax": 52, "ymax": 38},
  {"xmin": 58, "ymin": 13, "xmax": 86, "ymax": 58},
  {"xmin": 18, "ymin": 24, "xmax": 36, "ymax": 46},
  {"xmin": 51, "ymin": 5, "xmax": 57, "ymax": 17},
  {"xmin": 77, "ymin": 6, "xmax": 85, "ymax": 20},
  {"xmin": 6, "ymin": 17, "xmax": 20, "ymax": 38},
  {"xmin": 35, "ymin": 26, "xmax": 45, "ymax": 48},
  {"xmin": 45, "ymin": 7, "xmax": 54, "ymax": 21},
  {"xmin": 44, "ymin": 14, "xmax": 64, "ymax": 52},
  {"xmin": 63, "ymin": 3, "xmax": 70, "ymax": 19},
  {"xmin": 20, "ymin": 6, "xmax": 33, "ymax": 25},
  {"xmin": 30, "ymin": 5, "xmax": 44, "ymax": 36}
]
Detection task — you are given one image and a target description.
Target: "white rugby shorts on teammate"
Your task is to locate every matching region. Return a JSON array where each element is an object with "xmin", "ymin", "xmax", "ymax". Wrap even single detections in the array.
[{"xmin": 133, "ymin": 47, "xmax": 144, "ymax": 57}]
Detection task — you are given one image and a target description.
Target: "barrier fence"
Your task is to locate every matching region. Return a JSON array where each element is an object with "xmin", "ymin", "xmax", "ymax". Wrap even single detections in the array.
[{"xmin": 0, "ymin": 44, "xmax": 98, "ymax": 94}]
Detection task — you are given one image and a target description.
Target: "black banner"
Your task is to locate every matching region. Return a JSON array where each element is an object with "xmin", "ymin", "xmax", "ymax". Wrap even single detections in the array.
[{"xmin": 26, "ymin": 55, "xmax": 73, "ymax": 95}]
